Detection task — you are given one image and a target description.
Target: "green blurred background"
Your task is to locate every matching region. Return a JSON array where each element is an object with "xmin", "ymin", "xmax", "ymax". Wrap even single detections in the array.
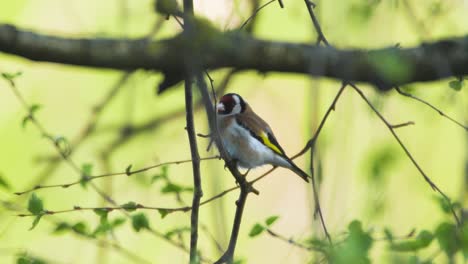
[{"xmin": 0, "ymin": 0, "xmax": 467, "ymax": 263}]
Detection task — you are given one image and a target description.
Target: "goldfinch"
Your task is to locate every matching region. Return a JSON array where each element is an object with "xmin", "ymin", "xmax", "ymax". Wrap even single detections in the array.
[{"xmin": 216, "ymin": 93, "xmax": 310, "ymax": 182}]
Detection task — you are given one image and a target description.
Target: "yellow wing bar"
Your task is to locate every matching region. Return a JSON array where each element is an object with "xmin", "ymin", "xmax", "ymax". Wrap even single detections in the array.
[{"xmin": 259, "ymin": 132, "xmax": 284, "ymax": 155}]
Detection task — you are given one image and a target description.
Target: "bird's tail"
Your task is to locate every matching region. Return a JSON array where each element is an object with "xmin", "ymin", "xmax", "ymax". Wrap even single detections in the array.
[{"xmin": 287, "ymin": 160, "xmax": 310, "ymax": 182}]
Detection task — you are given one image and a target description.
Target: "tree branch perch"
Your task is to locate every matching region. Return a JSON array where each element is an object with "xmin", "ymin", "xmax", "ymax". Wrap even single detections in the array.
[{"xmin": 0, "ymin": 24, "xmax": 467, "ymax": 90}]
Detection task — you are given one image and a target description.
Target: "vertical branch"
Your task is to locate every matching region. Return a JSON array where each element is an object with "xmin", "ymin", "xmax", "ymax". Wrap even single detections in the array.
[
  {"xmin": 186, "ymin": 76, "xmax": 203, "ymax": 263},
  {"xmin": 183, "ymin": 1, "xmax": 203, "ymax": 263},
  {"xmin": 195, "ymin": 73, "xmax": 257, "ymax": 264}
]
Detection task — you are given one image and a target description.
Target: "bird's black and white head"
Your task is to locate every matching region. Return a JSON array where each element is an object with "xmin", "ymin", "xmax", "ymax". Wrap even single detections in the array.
[{"xmin": 217, "ymin": 93, "xmax": 246, "ymax": 116}]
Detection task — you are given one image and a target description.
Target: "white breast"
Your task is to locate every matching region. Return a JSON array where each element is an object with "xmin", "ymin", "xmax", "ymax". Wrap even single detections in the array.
[{"xmin": 216, "ymin": 116, "xmax": 290, "ymax": 169}]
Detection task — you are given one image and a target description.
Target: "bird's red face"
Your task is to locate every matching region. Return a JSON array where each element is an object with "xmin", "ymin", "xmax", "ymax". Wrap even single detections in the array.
[{"xmin": 217, "ymin": 93, "xmax": 245, "ymax": 115}]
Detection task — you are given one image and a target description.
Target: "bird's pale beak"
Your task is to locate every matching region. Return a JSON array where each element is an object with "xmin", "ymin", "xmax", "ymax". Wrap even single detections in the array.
[{"xmin": 216, "ymin": 103, "xmax": 225, "ymax": 113}]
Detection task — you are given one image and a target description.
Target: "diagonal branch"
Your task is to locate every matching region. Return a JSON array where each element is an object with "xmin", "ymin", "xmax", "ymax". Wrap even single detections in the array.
[
  {"xmin": 349, "ymin": 83, "xmax": 461, "ymax": 225},
  {"xmin": 395, "ymin": 87, "xmax": 468, "ymax": 131}
]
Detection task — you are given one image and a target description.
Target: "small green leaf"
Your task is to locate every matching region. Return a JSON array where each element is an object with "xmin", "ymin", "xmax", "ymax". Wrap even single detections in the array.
[
  {"xmin": 390, "ymin": 230, "xmax": 433, "ymax": 252},
  {"xmin": 151, "ymin": 166, "xmax": 169, "ymax": 183},
  {"xmin": 22, "ymin": 116, "xmax": 31, "ymax": 128},
  {"xmin": 125, "ymin": 164, "xmax": 133, "ymax": 176},
  {"xmin": 1, "ymin": 71, "xmax": 22, "ymax": 81},
  {"xmin": 54, "ymin": 136, "xmax": 70, "ymax": 156},
  {"xmin": 121, "ymin": 201, "xmax": 138, "ymax": 212},
  {"xmin": 249, "ymin": 223, "xmax": 265, "ymax": 237},
  {"xmin": 72, "ymin": 222, "xmax": 88, "ymax": 235},
  {"xmin": 81, "ymin": 163, "xmax": 93, "ymax": 176},
  {"xmin": 434, "ymin": 196, "xmax": 460, "ymax": 214},
  {"xmin": 16, "ymin": 253, "xmax": 46, "ymax": 264},
  {"xmin": 160, "ymin": 182, "xmax": 193, "ymax": 194},
  {"xmin": 80, "ymin": 176, "xmax": 89, "ymax": 189},
  {"xmin": 384, "ymin": 228, "xmax": 393, "ymax": 241},
  {"xmin": 111, "ymin": 217, "xmax": 126, "ymax": 227},
  {"xmin": 265, "ymin": 215, "xmax": 279, "ymax": 226},
  {"xmin": 53, "ymin": 222, "xmax": 71, "ymax": 234},
  {"xmin": 29, "ymin": 104, "xmax": 41, "ymax": 115},
  {"xmin": 449, "ymin": 79, "xmax": 463, "ymax": 91},
  {"xmin": 93, "ymin": 208, "xmax": 108, "ymax": 217},
  {"xmin": 0, "ymin": 174, "xmax": 11, "ymax": 190},
  {"xmin": 436, "ymin": 222, "xmax": 459, "ymax": 258},
  {"xmin": 158, "ymin": 209, "xmax": 169, "ymax": 218},
  {"xmin": 461, "ymin": 223, "xmax": 468, "ymax": 260},
  {"xmin": 165, "ymin": 227, "xmax": 191, "ymax": 239},
  {"xmin": 29, "ymin": 215, "xmax": 42, "ymax": 230},
  {"xmin": 131, "ymin": 213, "xmax": 150, "ymax": 232},
  {"xmin": 330, "ymin": 220, "xmax": 373, "ymax": 264},
  {"xmin": 27, "ymin": 193, "xmax": 43, "ymax": 215},
  {"xmin": 155, "ymin": 0, "xmax": 180, "ymax": 15},
  {"xmin": 93, "ymin": 222, "xmax": 112, "ymax": 236},
  {"xmin": 93, "ymin": 208, "xmax": 109, "ymax": 225},
  {"xmin": 80, "ymin": 163, "xmax": 93, "ymax": 189}
]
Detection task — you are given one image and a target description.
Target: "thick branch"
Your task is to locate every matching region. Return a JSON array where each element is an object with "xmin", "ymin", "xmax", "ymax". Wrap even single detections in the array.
[{"xmin": 1, "ymin": 24, "xmax": 467, "ymax": 89}]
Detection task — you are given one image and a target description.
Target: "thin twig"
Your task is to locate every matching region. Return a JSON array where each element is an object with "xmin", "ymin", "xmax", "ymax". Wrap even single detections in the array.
[
  {"xmin": 4, "ymin": 76, "xmax": 213, "ymax": 261},
  {"xmin": 391, "ymin": 121, "xmax": 415, "ymax": 129},
  {"xmin": 304, "ymin": 0, "xmax": 329, "ymax": 45},
  {"xmin": 266, "ymin": 228, "xmax": 324, "ymax": 252},
  {"xmin": 239, "ymin": 0, "xmax": 277, "ymax": 30},
  {"xmin": 14, "ymin": 156, "xmax": 220, "ymax": 195},
  {"xmin": 13, "ymin": 18, "xmax": 166, "ymax": 203},
  {"xmin": 349, "ymin": 83, "xmax": 461, "ymax": 225},
  {"xmin": 395, "ymin": 87, "xmax": 468, "ymax": 131}
]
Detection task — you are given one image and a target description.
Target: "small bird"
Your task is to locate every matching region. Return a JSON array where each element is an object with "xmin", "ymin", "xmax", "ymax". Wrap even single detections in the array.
[{"xmin": 216, "ymin": 93, "xmax": 310, "ymax": 182}]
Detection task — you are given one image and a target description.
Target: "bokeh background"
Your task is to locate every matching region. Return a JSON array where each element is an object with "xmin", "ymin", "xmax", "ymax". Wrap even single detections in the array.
[{"xmin": 0, "ymin": 0, "xmax": 467, "ymax": 263}]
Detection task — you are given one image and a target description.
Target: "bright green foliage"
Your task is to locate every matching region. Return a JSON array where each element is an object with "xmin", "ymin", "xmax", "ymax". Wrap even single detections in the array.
[
  {"xmin": 53, "ymin": 136, "xmax": 70, "ymax": 156},
  {"xmin": 390, "ymin": 230, "xmax": 433, "ymax": 251},
  {"xmin": 16, "ymin": 253, "xmax": 46, "ymax": 264},
  {"xmin": 434, "ymin": 196, "xmax": 461, "ymax": 215},
  {"xmin": 248, "ymin": 223, "xmax": 265, "ymax": 238},
  {"xmin": 29, "ymin": 215, "xmax": 42, "ymax": 231},
  {"xmin": 125, "ymin": 164, "xmax": 133, "ymax": 176},
  {"xmin": 158, "ymin": 209, "xmax": 169, "ymax": 219},
  {"xmin": 161, "ymin": 182, "xmax": 193, "ymax": 194},
  {"xmin": 265, "ymin": 215, "xmax": 279, "ymax": 226},
  {"xmin": 121, "ymin": 201, "xmax": 138, "ymax": 212},
  {"xmin": 22, "ymin": 104, "xmax": 42, "ymax": 128},
  {"xmin": 80, "ymin": 163, "xmax": 93, "ymax": 189},
  {"xmin": 165, "ymin": 227, "xmax": 191, "ymax": 239},
  {"xmin": 330, "ymin": 220, "xmax": 373, "ymax": 264},
  {"xmin": 1, "ymin": 71, "xmax": 22, "ymax": 81},
  {"xmin": 71, "ymin": 222, "xmax": 88, "ymax": 236},
  {"xmin": 27, "ymin": 193, "xmax": 43, "ymax": 215},
  {"xmin": 448, "ymin": 78, "xmax": 464, "ymax": 91},
  {"xmin": 349, "ymin": 0, "xmax": 381, "ymax": 24},
  {"xmin": 151, "ymin": 166, "xmax": 169, "ymax": 183},
  {"xmin": 0, "ymin": 174, "xmax": 11, "ymax": 190},
  {"xmin": 154, "ymin": 0, "xmax": 180, "ymax": 15},
  {"xmin": 131, "ymin": 213, "xmax": 150, "ymax": 232},
  {"xmin": 366, "ymin": 144, "xmax": 399, "ymax": 183},
  {"xmin": 249, "ymin": 215, "xmax": 281, "ymax": 238},
  {"xmin": 436, "ymin": 222, "xmax": 459, "ymax": 258}
]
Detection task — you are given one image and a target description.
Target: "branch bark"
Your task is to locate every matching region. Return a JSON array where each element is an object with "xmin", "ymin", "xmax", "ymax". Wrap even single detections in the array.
[{"xmin": 1, "ymin": 23, "xmax": 467, "ymax": 90}]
